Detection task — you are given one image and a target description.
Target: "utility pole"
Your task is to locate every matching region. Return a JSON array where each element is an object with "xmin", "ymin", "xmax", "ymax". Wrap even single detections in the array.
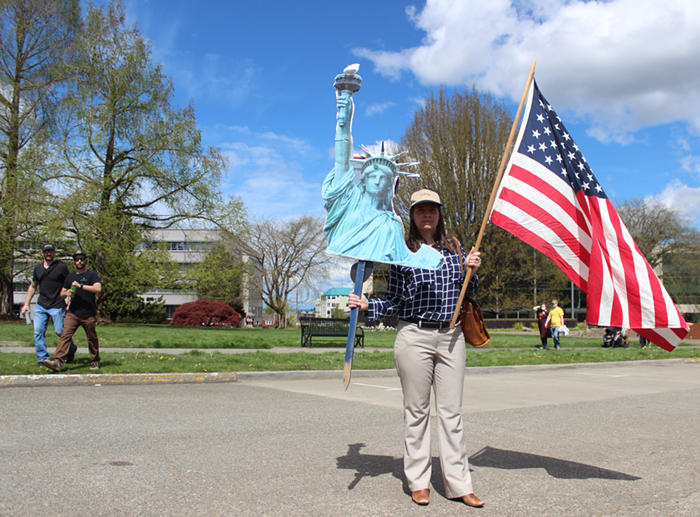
[
  {"xmin": 533, "ymin": 248, "xmax": 537, "ymax": 306},
  {"xmin": 571, "ymin": 281, "xmax": 575, "ymax": 319}
]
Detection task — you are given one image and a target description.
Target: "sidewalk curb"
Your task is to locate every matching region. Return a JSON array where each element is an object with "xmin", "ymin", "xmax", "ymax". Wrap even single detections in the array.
[
  {"xmin": 2, "ymin": 358, "xmax": 697, "ymax": 388},
  {"xmin": 0, "ymin": 371, "xmax": 238, "ymax": 388}
]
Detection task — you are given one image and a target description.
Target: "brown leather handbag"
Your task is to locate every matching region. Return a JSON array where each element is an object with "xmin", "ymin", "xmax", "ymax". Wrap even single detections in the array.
[
  {"xmin": 455, "ymin": 239, "xmax": 490, "ymax": 347},
  {"xmin": 461, "ymin": 297, "xmax": 490, "ymax": 347}
]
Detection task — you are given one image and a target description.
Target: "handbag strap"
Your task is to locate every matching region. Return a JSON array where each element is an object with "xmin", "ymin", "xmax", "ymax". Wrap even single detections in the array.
[{"xmin": 36, "ymin": 260, "xmax": 60, "ymax": 284}]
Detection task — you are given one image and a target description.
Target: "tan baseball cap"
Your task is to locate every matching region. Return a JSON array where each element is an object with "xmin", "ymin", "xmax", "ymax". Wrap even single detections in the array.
[{"xmin": 410, "ymin": 189, "xmax": 442, "ymax": 208}]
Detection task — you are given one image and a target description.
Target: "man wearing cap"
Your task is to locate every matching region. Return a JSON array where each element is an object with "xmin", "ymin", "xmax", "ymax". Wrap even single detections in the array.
[
  {"xmin": 20, "ymin": 244, "xmax": 77, "ymax": 366},
  {"xmin": 43, "ymin": 250, "xmax": 102, "ymax": 371}
]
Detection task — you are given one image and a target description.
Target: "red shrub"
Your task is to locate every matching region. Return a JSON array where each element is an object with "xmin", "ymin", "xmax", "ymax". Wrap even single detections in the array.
[{"xmin": 170, "ymin": 300, "xmax": 242, "ymax": 328}]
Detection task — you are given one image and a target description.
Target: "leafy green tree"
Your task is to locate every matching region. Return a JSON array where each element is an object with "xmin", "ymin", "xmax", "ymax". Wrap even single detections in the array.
[
  {"xmin": 369, "ymin": 262, "xmax": 389, "ymax": 298},
  {"xmin": 68, "ymin": 206, "xmax": 181, "ymax": 320},
  {"xmin": 189, "ymin": 243, "xmax": 247, "ymax": 313},
  {"xmin": 56, "ymin": 0, "xmax": 244, "ymax": 318},
  {"xmin": 107, "ymin": 292, "xmax": 166, "ymax": 323},
  {"xmin": 331, "ymin": 306, "xmax": 347, "ymax": 319},
  {"xmin": 0, "ymin": 0, "xmax": 80, "ymax": 316}
]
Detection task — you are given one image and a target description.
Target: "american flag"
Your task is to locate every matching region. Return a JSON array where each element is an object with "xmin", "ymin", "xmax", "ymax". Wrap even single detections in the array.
[{"xmin": 490, "ymin": 79, "xmax": 689, "ymax": 351}]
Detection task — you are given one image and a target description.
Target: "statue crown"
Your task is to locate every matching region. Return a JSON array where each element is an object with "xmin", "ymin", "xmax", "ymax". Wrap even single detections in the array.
[{"xmin": 351, "ymin": 142, "xmax": 420, "ymax": 178}]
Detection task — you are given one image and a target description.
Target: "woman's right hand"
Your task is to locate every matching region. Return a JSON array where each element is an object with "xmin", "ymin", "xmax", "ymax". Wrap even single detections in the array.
[{"xmin": 348, "ymin": 291, "xmax": 368, "ymax": 311}]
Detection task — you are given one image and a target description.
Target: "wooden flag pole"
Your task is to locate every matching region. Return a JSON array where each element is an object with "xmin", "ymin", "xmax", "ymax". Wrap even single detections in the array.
[{"xmin": 450, "ymin": 59, "xmax": 537, "ymax": 329}]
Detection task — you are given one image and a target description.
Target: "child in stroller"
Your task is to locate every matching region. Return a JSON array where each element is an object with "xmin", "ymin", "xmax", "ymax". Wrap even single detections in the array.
[{"xmin": 602, "ymin": 327, "xmax": 630, "ymax": 348}]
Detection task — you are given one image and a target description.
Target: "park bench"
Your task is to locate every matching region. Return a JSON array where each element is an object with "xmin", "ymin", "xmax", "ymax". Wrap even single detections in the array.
[{"xmin": 299, "ymin": 318, "xmax": 364, "ymax": 348}]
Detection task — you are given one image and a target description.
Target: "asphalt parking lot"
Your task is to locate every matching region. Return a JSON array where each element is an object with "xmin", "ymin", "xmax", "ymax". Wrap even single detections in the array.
[{"xmin": 1, "ymin": 360, "xmax": 699, "ymax": 516}]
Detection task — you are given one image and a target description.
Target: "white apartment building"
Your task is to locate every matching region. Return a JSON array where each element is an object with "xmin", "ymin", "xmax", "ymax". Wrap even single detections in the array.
[
  {"xmin": 314, "ymin": 275, "xmax": 373, "ymax": 318},
  {"xmin": 315, "ymin": 287, "xmax": 352, "ymax": 318}
]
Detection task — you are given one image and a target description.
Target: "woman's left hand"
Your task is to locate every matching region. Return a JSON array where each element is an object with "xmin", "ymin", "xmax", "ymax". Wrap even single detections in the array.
[{"xmin": 466, "ymin": 246, "xmax": 481, "ymax": 271}]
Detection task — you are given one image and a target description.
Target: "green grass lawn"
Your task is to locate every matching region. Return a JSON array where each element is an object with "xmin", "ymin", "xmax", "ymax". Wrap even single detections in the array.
[
  {"xmin": 0, "ymin": 322, "xmax": 398, "ymax": 349},
  {"xmin": 4, "ymin": 322, "xmax": 689, "ymax": 350},
  {"xmin": 2, "ymin": 322, "xmax": 697, "ymax": 376}
]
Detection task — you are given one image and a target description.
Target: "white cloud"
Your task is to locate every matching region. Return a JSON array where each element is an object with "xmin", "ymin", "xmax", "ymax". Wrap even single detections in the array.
[
  {"xmin": 654, "ymin": 180, "xmax": 700, "ymax": 222},
  {"xmin": 218, "ymin": 130, "xmax": 325, "ymax": 219},
  {"xmin": 680, "ymin": 154, "xmax": 700, "ymax": 174},
  {"xmin": 231, "ymin": 162, "xmax": 324, "ymax": 220},
  {"xmin": 216, "ymin": 124, "xmax": 251, "ymax": 134},
  {"xmin": 323, "ymin": 256, "xmax": 358, "ymax": 290},
  {"xmin": 354, "ymin": 0, "xmax": 700, "ymax": 142},
  {"xmin": 259, "ymin": 131, "xmax": 307, "ymax": 148},
  {"xmin": 365, "ymin": 101, "xmax": 396, "ymax": 116}
]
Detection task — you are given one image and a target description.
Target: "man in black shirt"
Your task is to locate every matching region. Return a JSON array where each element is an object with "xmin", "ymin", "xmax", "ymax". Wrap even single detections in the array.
[
  {"xmin": 44, "ymin": 250, "xmax": 102, "ymax": 371},
  {"xmin": 20, "ymin": 244, "xmax": 77, "ymax": 366}
]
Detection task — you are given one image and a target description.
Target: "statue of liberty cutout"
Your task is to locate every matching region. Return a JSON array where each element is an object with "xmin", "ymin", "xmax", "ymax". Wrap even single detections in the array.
[
  {"xmin": 323, "ymin": 64, "xmax": 443, "ymax": 270},
  {"xmin": 323, "ymin": 64, "xmax": 442, "ymax": 389}
]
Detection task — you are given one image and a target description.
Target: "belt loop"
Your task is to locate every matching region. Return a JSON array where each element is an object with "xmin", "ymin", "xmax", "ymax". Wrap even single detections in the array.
[{"xmin": 418, "ymin": 320, "xmax": 422, "ymax": 329}]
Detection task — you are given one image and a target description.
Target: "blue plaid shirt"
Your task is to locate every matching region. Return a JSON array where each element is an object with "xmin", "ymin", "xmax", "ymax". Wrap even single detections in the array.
[{"xmin": 367, "ymin": 244, "xmax": 479, "ymax": 323}]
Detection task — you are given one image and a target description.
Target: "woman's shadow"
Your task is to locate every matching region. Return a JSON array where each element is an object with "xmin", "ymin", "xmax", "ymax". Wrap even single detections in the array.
[
  {"xmin": 336, "ymin": 443, "xmax": 639, "ymax": 494},
  {"xmin": 336, "ymin": 443, "xmax": 446, "ymax": 496}
]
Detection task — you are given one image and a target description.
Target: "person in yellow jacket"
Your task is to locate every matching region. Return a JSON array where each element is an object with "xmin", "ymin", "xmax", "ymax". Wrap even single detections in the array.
[{"xmin": 545, "ymin": 300, "xmax": 565, "ymax": 350}]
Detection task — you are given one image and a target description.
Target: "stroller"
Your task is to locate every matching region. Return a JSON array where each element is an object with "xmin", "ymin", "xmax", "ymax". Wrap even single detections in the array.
[{"xmin": 602, "ymin": 327, "xmax": 629, "ymax": 348}]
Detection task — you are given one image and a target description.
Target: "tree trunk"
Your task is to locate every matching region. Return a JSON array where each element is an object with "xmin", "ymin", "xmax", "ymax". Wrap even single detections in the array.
[{"xmin": 0, "ymin": 266, "xmax": 15, "ymax": 317}]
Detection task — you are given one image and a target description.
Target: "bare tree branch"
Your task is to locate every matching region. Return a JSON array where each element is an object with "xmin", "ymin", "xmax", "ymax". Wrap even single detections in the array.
[{"xmin": 232, "ymin": 215, "xmax": 332, "ymax": 328}]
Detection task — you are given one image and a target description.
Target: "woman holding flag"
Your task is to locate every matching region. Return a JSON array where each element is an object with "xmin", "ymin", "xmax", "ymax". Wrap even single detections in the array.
[{"xmin": 349, "ymin": 189, "xmax": 484, "ymax": 508}]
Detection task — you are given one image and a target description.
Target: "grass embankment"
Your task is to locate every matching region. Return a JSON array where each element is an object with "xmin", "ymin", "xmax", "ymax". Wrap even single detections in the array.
[{"xmin": 1, "ymin": 323, "xmax": 697, "ymax": 376}]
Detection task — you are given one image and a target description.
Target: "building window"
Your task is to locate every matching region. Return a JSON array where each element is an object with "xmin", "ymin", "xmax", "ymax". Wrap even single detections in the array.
[{"xmin": 167, "ymin": 242, "xmax": 185, "ymax": 251}]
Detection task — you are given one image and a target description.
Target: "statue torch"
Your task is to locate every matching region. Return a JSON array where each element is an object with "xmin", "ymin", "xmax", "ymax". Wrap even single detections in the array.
[{"xmin": 334, "ymin": 64, "xmax": 362, "ymax": 127}]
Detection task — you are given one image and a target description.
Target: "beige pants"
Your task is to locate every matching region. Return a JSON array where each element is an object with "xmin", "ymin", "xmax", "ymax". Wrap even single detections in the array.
[{"xmin": 394, "ymin": 321, "xmax": 473, "ymax": 498}]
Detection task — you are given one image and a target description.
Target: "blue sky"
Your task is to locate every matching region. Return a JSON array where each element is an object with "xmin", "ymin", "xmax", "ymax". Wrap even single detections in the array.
[{"xmin": 120, "ymin": 0, "xmax": 700, "ymax": 229}]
